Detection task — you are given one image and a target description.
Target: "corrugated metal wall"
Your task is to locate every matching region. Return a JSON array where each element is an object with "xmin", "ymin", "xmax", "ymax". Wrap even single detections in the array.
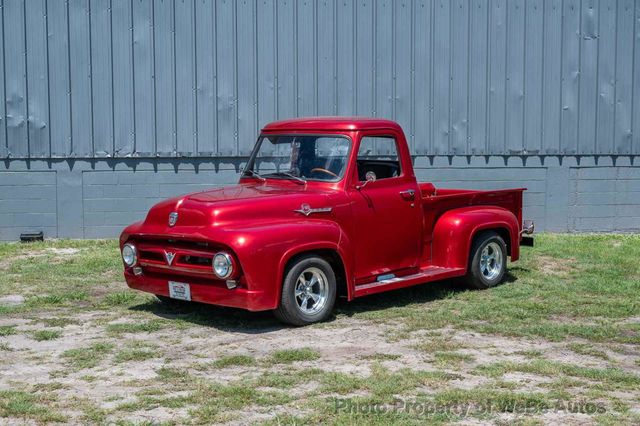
[{"xmin": 1, "ymin": 0, "xmax": 639, "ymax": 159}]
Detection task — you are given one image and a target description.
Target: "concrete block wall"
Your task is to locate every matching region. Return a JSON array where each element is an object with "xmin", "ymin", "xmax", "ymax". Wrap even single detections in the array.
[{"xmin": 0, "ymin": 157, "xmax": 638, "ymax": 240}]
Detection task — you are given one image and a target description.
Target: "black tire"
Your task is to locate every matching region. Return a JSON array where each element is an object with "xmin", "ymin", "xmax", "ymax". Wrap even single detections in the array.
[
  {"xmin": 465, "ymin": 231, "xmax": 507, "ymax": 289},
  {"xmin": 273, "ymin": 255, "xmax": 337, "ymax": 326}
]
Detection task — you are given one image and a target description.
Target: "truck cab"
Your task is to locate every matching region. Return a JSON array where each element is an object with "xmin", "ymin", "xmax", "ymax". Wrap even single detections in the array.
[{"xmin": 120, "ymin": 117, "xmax": 533, "ymax": 325}]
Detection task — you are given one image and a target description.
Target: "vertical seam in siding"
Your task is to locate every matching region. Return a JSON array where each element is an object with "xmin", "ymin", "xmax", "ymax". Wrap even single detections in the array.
[
  {"xmin": 23, "ymin": 0, "xmax": 30, "ymax": 157},
  {"xmin": 234, "ymin": 0, "xmax": 239, "ymax": 153},
  {"xmin": 314, "ymin": 0, "xmax": 318, "ymax": 115},
  {"xmin": 612, "ymin": 0, "xmax": 618, "ymax": 153},
  {"xmin": 372, "ymin": 0, "xmax": 376, "ymax": 116},
  {"xmin": 631, "ymin": 0, "xmax": 636, "ymax": 154},
  {"xmin": 447, "ymin": 0, "xmax": 452, "ymax": 153},
  {"xmin": 45, "ymin": 0, "xmax": 52, "ymax": 156},
  {"xmin": 332, "ymin": 0, "xmax": 337, "ymax": 114},
  {"xmin": 392, "ymin": 0, "xmax": 397, "ymax": 120},
  {"xmin": 88, "ymin": 0, "xmax": 95, "ymax": 157},
  {"xmin": 66, "ymin": 0, "xmax": 73, "ymax": 155},
  {"xmin": 485, "ymin": 0, "xmax": 490, "ymax": 154},
  {"xmin": 1, "ymin": 0, "xmax": 6, "ymax": 154},
  {"xmin": 109, "ymin": 0, "xmax": 115, "ymax": 155},
  {"xmin": 130, "ymin": 0, "xmax": 136, "ymax": 153},
  {"xmin": 294, "ymin": 0, "xmax": 298, "ymax": 116},
  {"xmin": 212, "ymin": 0, "xmax": 218, "ymax": 152},
  {"xmin": 540, "ymin": 0, "xmax": 545, "ymax": 152},
  {"xmin": 503, "ymin": 0, "xmax": 508, "ymax": 155},
  {"xmin": 151, "ymin": 0, "xmax": 157, "ymax": 155},
  {"xmin": 576, "ymin": 0, "xmax": 582, "ymax": 155},
  {"xmin": 193, "ymin": 0, "xmax": 198, "ymax": 153},
  {"xmin": 274, "ymin": 0, "xmax": 278, "ymax": 118},
  {"xmin": 172, "ymin": 0, "xmax": 177, "ymax": 155},
  {"xmin": 466, "ymin": 0, "xmax": 471, "ymax": 154},
  {"xmin": 254, "ymin": 0, "xmax": 259, "ymax": 133},
  {"xmin": 559, "ymin": 0, "xmax": 565, "ymax": 154},
  {"xmin": 429, "ymin": 0, "xmax": 434, "ymax": 153},
  {"xmin": 411, "ymin": 0, "xmax": 416, "ymax": 150},
  {"xmin": 522, "ymin": 0, "xmax": 527, "ymax": 153},
  {"xmin": 353, "ymin": 0, "xmax": 357, "ymax": 113}
]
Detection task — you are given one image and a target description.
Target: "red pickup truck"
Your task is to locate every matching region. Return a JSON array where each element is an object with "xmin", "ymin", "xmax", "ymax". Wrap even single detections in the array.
[{"xmin": 120, "ymin": 117, "xmax": 533, "ymax": 325}]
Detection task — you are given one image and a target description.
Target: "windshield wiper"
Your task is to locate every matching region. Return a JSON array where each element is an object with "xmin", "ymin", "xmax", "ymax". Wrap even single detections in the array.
[
  {"xmin": 263, "ymin": 171, "xmax": 307, "ymax": 185},
  {"xmin": 242, "ymin": 169, "xmax": 266, "ymax": 182}
]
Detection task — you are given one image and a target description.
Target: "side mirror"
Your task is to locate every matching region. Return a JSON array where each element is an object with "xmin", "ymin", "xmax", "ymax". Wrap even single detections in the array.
[{"xmin": 356, "ymin": 171, "xmax": 376, "ymax": 190}]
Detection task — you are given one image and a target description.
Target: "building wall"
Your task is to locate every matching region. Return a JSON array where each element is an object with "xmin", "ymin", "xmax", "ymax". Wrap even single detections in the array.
[{"xmin": 1, "ymin": 0, "xmax": 639, "ymax": 239}]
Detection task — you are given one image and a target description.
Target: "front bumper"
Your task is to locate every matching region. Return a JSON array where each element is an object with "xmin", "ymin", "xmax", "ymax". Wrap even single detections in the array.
[{"xmin": 124, "ymin": 269, "xmax": 268, "ymax": 311}]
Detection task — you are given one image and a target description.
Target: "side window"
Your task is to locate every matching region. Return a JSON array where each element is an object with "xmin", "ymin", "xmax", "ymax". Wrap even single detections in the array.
[{"xmin": 356, "ymin": 136, "xmax": 401, "ymax": 181}]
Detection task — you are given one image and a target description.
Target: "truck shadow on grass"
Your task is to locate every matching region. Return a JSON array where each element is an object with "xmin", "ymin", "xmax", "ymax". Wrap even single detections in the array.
[{"xmin": 129, "ymin": 272, "xmax": 519, "ymax": 333}]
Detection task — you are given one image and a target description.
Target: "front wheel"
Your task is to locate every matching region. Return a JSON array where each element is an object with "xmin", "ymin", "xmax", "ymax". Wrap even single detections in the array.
[
  {"xmin": 273, "ymin": 255, "xmax": 337, "ymax": 326},
  {"xmin": 465, "ymin": 231, "xmax": 507, "ymax": 289}
]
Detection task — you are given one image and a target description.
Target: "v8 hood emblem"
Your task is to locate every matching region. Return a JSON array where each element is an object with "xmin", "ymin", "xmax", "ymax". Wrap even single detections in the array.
[{"xmin": 164, "ymin": 251, "xmax": 176, "ymax": 266}]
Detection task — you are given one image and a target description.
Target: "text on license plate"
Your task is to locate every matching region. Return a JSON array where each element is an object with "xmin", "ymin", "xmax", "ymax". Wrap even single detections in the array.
[{"xmin": 168, "ymin": 281, "xmax": 191, "ymax": 301}]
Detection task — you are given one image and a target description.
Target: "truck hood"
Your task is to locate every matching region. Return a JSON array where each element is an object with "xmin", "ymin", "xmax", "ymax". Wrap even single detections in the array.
[{"xmin": 142, "ymin": 183, "xmax": 340, "ymax": 230}]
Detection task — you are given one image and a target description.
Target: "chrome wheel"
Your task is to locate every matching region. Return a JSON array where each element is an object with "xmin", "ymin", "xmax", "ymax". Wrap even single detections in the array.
[
  {"xmin": 479, "ymin": 242, "xmax": 503, "ymax": 281},
  {"xmin": 294, "ymin": 267, "xmax": 328, "ymax": 315}
]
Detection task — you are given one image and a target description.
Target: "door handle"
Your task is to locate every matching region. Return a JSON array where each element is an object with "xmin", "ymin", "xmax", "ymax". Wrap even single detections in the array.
[{"xmin": 399, "ymin": 189, "xmax": 415, "ymax": 200}]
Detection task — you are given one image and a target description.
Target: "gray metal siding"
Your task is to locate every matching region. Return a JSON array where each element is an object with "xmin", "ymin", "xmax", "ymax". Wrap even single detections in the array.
[{"xmin": 2, "ymin": 0, "xmax": 640, "ymax": 158}]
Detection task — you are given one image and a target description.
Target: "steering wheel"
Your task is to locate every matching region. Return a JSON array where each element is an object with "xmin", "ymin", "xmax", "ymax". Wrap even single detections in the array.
[{"xmin": 310, "ymin": 168, "xmax": 339, "ymax": 179}]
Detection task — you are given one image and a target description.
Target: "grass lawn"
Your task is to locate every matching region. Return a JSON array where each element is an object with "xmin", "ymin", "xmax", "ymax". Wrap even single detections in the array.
[{"xmin": 0, "ymin": 234, "xmax": 639, "ymax": 424}]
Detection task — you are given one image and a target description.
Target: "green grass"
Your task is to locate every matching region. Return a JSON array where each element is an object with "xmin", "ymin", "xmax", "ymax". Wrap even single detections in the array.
[
  {"xmin": 341, "ymin": 234, "xmax": 640, "ymax": 343},
  {"xmin": 113, "ymin": 349, "xmax": 159, "ymax": 363},
  {"xmin": 269, "ymin": 348, "xmax": 321, "ymax": 364},
  {"xmin": 31, "ymin": 329, "xmax": 62, "ymax": 341},
  {"xmin": 0, "ymin": 390, "xmax": 66, "ymax": 423},
  {"xmin": 211, "ymin": 354, "xmax": 256, "ymax": 368},
  {"xmin": 0, "ymin": 235, "xmax": 639, "ymax": 424},
  {"xmin": 62, "ymin": 342, "xmax": 115, "ymax": 370}
]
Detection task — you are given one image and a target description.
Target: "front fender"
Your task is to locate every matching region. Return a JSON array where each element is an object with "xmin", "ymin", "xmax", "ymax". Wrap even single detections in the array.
[
  {"xmin": 230, "ymin": 219, "xmax": 352, "ymax": 310},
  {"xmin": 431, "ymin": 206, "xmax": 520, "ymax": 270}
]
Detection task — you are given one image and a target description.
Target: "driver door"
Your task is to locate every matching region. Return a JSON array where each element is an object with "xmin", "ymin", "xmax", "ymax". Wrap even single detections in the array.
[{"xmin": 349, "ymin": 133, "xmax": 422, "ymax": 283}]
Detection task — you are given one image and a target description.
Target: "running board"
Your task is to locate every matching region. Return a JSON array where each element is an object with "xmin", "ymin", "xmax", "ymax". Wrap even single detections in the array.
[{"xmin": 354, "ymin": 266, "xmax": 465, "ymax": 298}]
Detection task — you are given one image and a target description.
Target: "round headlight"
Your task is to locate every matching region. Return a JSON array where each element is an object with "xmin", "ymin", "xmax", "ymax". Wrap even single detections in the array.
[
  {"xmin": 212, "ymin": 252, "xmax": 233, "ymax": 279},
  {"xmin": 122, "ymin": 243, "xmax": 137, "ymax": 267}
]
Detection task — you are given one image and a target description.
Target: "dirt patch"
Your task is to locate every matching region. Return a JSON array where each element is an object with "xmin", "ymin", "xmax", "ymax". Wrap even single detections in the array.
[
  {"xmin": 1, "ymin": 309, "xmax": 638, "ymax": 424},
  {"xmin": 537, "ymin": 255, "xmax": 578, "ymax": 277}
]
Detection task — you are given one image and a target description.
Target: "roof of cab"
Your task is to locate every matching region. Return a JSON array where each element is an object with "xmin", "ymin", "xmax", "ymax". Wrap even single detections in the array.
[{"xmin": 261, "ymin": 116, "xmax": 402, "ymax": 132}]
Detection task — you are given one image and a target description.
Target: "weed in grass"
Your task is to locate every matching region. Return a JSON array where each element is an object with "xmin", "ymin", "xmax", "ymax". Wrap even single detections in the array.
[
  {"xmin": 0, "ymin": 343, "xmax": 12, "ymax": 351},
  {"xmin": 0, "ymin": 326, "xmax": 16, "ymax": 336},
  {"xmin": 37, "ymin": 317, "xmax": 78, "ymax": 328},
  {"xmin": 105, "ymin": 320, "xmax": 164, "ymax": 335},
  {"xmin": 270, "ymin": 348, "xmax": 320, "ymax": 364},
  {"xmin": 567, "ymin": 342, "xmax": 610, "ymax": 360},
  {"xmin": 433, "ymin": 351, "xmax": 475, "ymax": 366},
  {"xmin": 62, "ymin": 342, "xmax": 114, "ymax": 370},
  {"xmin": 31, "ymin": 330, "xmax": 62, "ymax": 341},
  {"xmin": 0, "ymin": 390, "xmax": 66, "ymax": 423},
  {"xmin": 475, "ymin": 360, "xmax": 640, "ymax": 388},
  {"xmin": 101, "ymin": 291, "xmax": 138, "ymax": 306},
  {"xmin": 413, "ymin": 337, "xmax": 466, "ymax": 353},
  {"xmin": 512, "ymin": 349, "xmax": 544, "ymax": 359},
  {"xmin": 113, "ymin": 349, "xmax": 158, "ymax": 363},
  {"xmin": 320, "ymin": 364, "xmax": 459, "ymax": 398},
  {"xmin": 211, "ymin": 354, "xmax": 256, "ymax": 368},
  {"xmin": 26, "ymin": 291, "xmax": 87, "ymax": 308},
  {"xmin": 32, "ymin": 382, "xmax": 69, "ymax": 392},
  {"xmin": 362, "ymin": 353, "xmax": 402, "ymax": 361}
]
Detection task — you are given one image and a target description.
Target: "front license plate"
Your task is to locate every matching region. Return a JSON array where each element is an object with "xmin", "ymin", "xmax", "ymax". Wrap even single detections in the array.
[{"xmin": 168, "ymin": 281, "xmax": 191, "ymax": 301}]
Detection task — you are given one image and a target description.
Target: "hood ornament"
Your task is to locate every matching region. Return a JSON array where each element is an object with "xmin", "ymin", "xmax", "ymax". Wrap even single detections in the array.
[
  {"xmin": 164, "ymin": 251, "xmax": 176, "ymax": 266},
  {"xmin": 293, "ymin": 203, "xmax": 332, "ymax": 217},
  {"xmin": 168, "ymin": 212, "xmax": 178, "ymax": 227}
]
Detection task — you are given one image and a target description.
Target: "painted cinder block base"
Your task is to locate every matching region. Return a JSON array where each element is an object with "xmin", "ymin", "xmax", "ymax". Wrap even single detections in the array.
[{"xmin": 0, "ymin": 156, "xmax": 638, "ymax": 240}]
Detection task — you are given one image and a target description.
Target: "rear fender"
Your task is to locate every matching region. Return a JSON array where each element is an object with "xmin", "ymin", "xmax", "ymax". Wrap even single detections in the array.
[{"xmin": 431, "ymin": 206, "xmax": 520, "ymax": 271}]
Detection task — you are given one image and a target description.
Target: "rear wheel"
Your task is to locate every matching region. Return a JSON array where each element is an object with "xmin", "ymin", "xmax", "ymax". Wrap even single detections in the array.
[
  {"xmin": 465, "ymin": 231, "xmax": 507, "ymax": 289},
  {"xmin": 274, "ymin": 255, "xmax": 337, "ymax": 326}
]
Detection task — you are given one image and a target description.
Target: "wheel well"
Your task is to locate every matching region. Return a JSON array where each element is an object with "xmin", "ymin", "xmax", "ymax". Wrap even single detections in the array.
[
  {"xmin": 475, "ymin": 227, "xmax": 511, "ymax": 256},
  {"xmin": 285, "ymin": 249, "xmax": 348, "ymax": 298}
]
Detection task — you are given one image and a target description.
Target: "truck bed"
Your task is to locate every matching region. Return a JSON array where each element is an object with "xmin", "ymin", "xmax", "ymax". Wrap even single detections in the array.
[{"xmin": 419, "ymin": 183, "xmax": 525, "ymax": 262}]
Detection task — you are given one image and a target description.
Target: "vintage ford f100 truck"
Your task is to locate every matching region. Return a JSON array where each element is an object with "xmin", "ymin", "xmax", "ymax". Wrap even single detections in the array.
[{"xmin": 120, "ymin": 117, "xmax": 534, "ymax": 325}]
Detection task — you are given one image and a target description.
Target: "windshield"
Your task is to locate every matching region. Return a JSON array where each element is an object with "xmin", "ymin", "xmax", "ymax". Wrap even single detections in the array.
[{"xmin": 244, "ymin": 135, "xmax": 351, "ymax": 182}]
